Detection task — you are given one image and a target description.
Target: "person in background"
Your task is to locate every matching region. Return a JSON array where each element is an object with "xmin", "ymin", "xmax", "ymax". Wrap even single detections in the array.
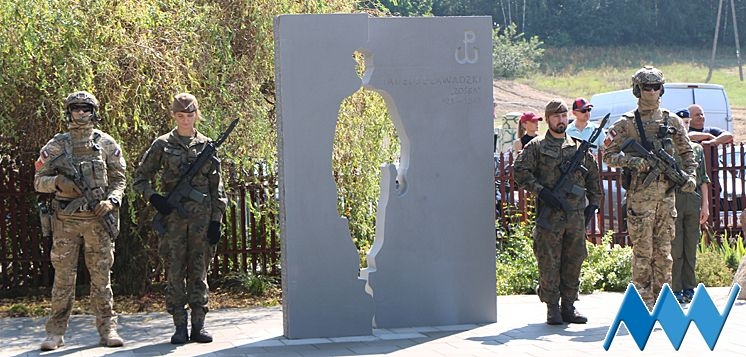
[
  {"xmin": 687, "ymin": 104, "xmax": 734, "ymax": 145},
  {"xmin": 512, "ymin": 112, "xmax": 542, "ymax": 152},
  {"xmin": 672, "ymin": 108, "xmax": 710, "ymax": 304},
  {"xmin": 513, "ymin": 99, "xmax": 602, "ymax": 325},
  {"xmin": 567, "ymin": 97, "xmax": 605, "ymax": 154},
  {"xmin": 133, "ymin": 93, "xmax": 228, "ymax": 344},
  {"xmin": 34, "ymin": 91, "xmax": 126, "ymax": 350}
]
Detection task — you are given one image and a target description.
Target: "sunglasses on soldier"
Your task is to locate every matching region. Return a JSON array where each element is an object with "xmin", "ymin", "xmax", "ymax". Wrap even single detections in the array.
[
  {"xmin": 70, "ymin": 105, "xmax": 92, "ymax": 113},
  {"xmin": 641, "ymin": 83, "xmax": 662, "ymax": 92}
]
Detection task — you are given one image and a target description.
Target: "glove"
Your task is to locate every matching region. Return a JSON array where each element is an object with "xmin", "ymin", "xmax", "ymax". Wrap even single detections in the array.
[
  {"xmin": 682, "ymin": 176, "xmax": 697, "ymax": 193},
  {"xmin": 627, "ymin": 157, "xmax": 649, "ymax": 172},
  {"xmin": 539, "ymin": 187, "xmax": 562, "ymax": 210},
  {"xmin": 584, "ymin": 204, "xmax": 598, "ymax": 227},
  {"xmin": 149, "ymin": 194, "xmax": 174, "ymax": 215},
  {"xmin": 55, "ymin": 175, "xmax": 82, "ymax": 196},
  {"xmin": 207, "ymin": 221, "xmax": 221, "ymax": 244},
  {"xmin": 94, "ymin": 199, "xmax": 115, "ymax": 218}
]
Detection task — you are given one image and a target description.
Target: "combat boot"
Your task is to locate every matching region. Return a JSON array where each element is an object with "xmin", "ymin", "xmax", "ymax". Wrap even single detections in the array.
[
  {"xmin": 100, "ymin": 329, "xmax": 124, "ymax": 347},
  {"xmin": 98, "ymin": 317, "xmax": 124, "ymax": 347},
  {"xmin": 40, "ymin": 334, "xmax": 64, "ymax": 351},
  {"xmin": 546, "ymin": 303, "xmax": 563, "ymax": 325},
  {"xmin": 190, "ymin": 309, "xmax": 213, "ymax": 343},
  {"xmin": 190, "ymin": 324, "xmax": 213, "ymax": 343},
  {"xmin": 561, "ymin": 301, "xmax": 588, "ymax": 324},
  {"xmin": 171, "ymin": 315, "xmax": 189, "ymax": 344}
]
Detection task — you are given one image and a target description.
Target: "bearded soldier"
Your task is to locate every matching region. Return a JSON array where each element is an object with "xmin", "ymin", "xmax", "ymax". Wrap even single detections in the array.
[
  {"xmin": 34, "ymin": 91, "xmax": 126, "ymax": 350},
  {"xmin": 603, "ymin": 66, "xmax": 697, "ymax": 309},
  {"xmin": 514, "ymin": 99, "xmax": 602, "ymax": 325}
]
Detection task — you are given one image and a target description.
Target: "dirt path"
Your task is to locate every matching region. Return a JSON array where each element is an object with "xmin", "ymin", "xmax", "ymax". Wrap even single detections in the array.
[{"xmin": 492, "ymin": 79, "xmax": 746, "ymax": 143}]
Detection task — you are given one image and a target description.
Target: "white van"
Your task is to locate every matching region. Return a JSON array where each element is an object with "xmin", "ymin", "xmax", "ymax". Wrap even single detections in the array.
[{"xmin": 589, "ymin": 83, "xmax": 733, "ymax": 131}]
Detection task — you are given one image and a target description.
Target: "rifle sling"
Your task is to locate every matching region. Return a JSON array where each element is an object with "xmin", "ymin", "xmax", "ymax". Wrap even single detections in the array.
[{"xmin": 634, "ymin": 110, "xmax": 653, "ymax": 151}]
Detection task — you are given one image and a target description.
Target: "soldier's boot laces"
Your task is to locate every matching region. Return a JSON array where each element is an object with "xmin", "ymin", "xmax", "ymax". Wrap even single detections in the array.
[
  {"xmin": 40, "ymin": 334, "xmax": 64, "ymax": 351},
  {"xmin": 561, "ymin": 302, "xmax": 588, "ymax": 324},
  {"xmin": 171, "ymin": 315, "xmax": 189, "ymax": 345},
  {"xmin": 100, "ymin": 329, "xmax": 124, "ymax": 347},
  {"xmin": 190, "ymin": 324, "xmax": 213, "ymax": 343},
  {"xmin": 546, "ymin": 303, "xmax": 563, "ymax": 325}
]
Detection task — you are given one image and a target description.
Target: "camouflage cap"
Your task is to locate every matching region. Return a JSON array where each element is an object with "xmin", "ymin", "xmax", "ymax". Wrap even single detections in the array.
[
  {"xmin": 544, "ymin": 99, "xmax": 568, "ymax": 119},
  {"xmin": 171, "ymin": 93, "xmax": 198, "ymax": 113}
]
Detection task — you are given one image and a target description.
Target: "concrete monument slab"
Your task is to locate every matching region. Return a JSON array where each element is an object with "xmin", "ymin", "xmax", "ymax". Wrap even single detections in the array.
[{"xmin": 275, "ymin": 14, "xmax": 495, "ymax": 339}]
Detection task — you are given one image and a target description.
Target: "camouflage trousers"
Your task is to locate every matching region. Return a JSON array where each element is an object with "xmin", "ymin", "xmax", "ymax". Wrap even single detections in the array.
[
  {"xmin": 673, "ymin": 190, "xmax": 701, "ymax": 292},
  {"xmin": 627, "ymin": 178, "xmax": 676, "ymax": 307},
  {"xmin": 159, "ymin": 201, "xmax": 216, "ymax": 322},
  {"xmin": 532, "ymin": 210, "xmax": 588, "ymax": 304},
  {"xmin": 46, "ymin": 210, "xmax": 116, "ymax": 336}
]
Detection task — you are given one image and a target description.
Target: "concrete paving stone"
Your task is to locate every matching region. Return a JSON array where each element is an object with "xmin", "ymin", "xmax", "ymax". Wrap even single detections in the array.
[
  {"xmin": 375, "ymin": 332, "xmax": 426, "ymax": 340},
  {"xmin": 432, "ymin": 324, "xmax": 479, "ymax": 332},
  {"xmin": 280, "ymin": 338, "xmax": 331, "ymax": 346},
  {"xmin": 328, "ymin": 335, "xmax": 379, "ymax": 343},
  {"xmin": 2, "ymin": 287, "xmax": 745, "ymax": 356}
]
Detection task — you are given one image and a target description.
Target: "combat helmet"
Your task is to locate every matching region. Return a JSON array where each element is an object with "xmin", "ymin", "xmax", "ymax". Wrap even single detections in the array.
[
  {"xmin": 631, "ymin": 66, "xmax": 665, "ymax": 98},
  {"xmin": 64, "ymin": 91, "xmax": 100, "ymax": 121}
]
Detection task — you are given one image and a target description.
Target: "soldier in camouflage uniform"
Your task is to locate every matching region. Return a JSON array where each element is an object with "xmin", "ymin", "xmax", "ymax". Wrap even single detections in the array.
[
  {"xmin": 133, "ymin": 93, "xmax": 227, "ymax": 344},
  {"xmin": 34, "ymin": 91, "xmax": 126, "ymax": 350},
  {"xmin": 602, "ymin": 66, "xmax": 697, "ymax": 309},
  {"xmin": 514, "ymin": 99, "xmax": 602, "ymax": 325},
  {"xmin": 672, "ymin": 108, "xmax": 711, "ymax": 304}
]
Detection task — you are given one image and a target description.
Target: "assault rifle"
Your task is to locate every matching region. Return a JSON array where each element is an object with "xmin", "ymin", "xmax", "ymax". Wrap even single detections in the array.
[
  {"xmin": 620, "ymin": 138, "xmax": 689, "ymax": 194},
  {"xmin": 151, "ymin": 118, "xmax": 239, "ymax": 235},
  {"xmin": 535, "ymin": 113, "xmax": 609, "ymax": 230},
  {"xmin": 53, "ymin": 150, "xmax": 120, "ymax": 240}
]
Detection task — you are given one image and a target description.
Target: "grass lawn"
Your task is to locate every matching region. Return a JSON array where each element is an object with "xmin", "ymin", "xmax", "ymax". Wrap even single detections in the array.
[{"xmin": 523, "ymin": 45, "xmax": 746, "ymax": 107}]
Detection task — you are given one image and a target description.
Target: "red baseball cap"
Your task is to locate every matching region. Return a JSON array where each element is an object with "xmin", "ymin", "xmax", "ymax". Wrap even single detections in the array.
[
  {"xmin": 572, "ymin": 97, "xmax": 593, "ymax": 111},
  {"xmin": 520, "ymin": 112, "xmax": 543, "ymax": 123}
]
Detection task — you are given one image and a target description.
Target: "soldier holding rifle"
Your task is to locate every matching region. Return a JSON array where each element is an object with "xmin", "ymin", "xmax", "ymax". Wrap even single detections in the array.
[
  {"xmin": 514, "ymin": 99, "xmax": 602, "ymax": 325},
  {"xmin": 34, "ymin": 91, "xmax": 126, "ymax": 350},
  {"xmin": 133, "ymin": 93, "xmax": 230, "ymax": 344},
  {"xmin": 603, "ymin": 66, "xmax": 697, "ymax": 310}
]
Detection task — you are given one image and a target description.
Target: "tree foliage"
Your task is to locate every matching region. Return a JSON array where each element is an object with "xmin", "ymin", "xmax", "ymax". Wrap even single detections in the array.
[
  {"xmin": 334, "ymin": 88, "xmax": 399, "ymax": 261},
  {"xmin": 429, "ymin": 0, "xmax": 744, "ymax": 47},
  {"xmin": 492, "ymin": 24, "xmax": 544, "ymax": 79},
  {"xmin": 0, "ymin": 0, "xmax": 369, "ymax": 294},
  {"xmin": 375, "ymin": 0, "xmax": 434, "ymax": 16}
]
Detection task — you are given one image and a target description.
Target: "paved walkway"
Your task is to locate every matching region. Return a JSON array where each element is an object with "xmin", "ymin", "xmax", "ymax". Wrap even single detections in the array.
[{"xmin": 1, "ymin": 287, "xmax": 745, "ymax": 356}]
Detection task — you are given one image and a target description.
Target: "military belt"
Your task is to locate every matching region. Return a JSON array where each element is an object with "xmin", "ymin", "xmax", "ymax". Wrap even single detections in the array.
[{"xmin": 55, "ymin": 198, "xmax": 90, "ymax": 213}]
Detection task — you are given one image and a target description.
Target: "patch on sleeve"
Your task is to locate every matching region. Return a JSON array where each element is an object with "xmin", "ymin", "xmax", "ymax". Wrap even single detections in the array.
[
  {"xmin": 114, "ymin": 148, "xmax": 121, "ymax": 157},
  {"xmin": 34, "ymin": 150, "xmax": 49, "ymax": 171},
  {"xmin": 604, "ymin": 128, "xmax": 617, "ymax": 147}
]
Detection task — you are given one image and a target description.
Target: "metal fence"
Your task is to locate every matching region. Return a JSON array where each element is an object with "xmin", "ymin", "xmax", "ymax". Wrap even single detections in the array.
[{"xmin": 495, "ymin": 143, "xmax": 745, "ymax": 246}]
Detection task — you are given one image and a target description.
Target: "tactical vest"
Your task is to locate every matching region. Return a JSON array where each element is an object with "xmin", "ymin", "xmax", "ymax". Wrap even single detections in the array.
[{"xmin": 63, "ymin": 129, "xmax": 109, "ymax": 192}]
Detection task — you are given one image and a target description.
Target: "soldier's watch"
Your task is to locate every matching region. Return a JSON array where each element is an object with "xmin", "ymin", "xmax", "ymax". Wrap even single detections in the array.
[{"xmin": 109, "ymin": 197, "xmax": 120, "ymax": 207}]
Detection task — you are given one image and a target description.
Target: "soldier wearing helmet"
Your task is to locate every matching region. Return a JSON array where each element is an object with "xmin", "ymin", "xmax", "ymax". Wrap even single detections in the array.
[
  {"xmin": 33, "ymin": 90, "xmax": 127, "ymax": 350},
  {"xmin": 602, "ymin": 66, "xmax": 697, "ymax": 309}
]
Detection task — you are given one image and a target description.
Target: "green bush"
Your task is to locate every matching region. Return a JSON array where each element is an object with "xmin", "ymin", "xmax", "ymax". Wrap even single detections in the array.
[
  {"xmin": 696, "ymin": 234, "xmax": 742, "ymax": 287},
  {"xmin": 495, "ymin": 221, "xmax": 538, "ymax": 295},
  {"xmin": 492, "ymin": 23, "xmax": 544, "ymax": 79},
  {"xmin": 0, "ymin": 0, "xmax": 385, "ymax": 295},
  {"xmin": 219, "ymin": 271, "xmax": 278, "ymax": 296},
  {"xmin": 696, "ymin": 250, "xmax": 734, "ymax": 287},
  {"xmin": 580, "ymin": 232, "xmax": 632, "ymax": 293},
  {"xmin": 497, "ymin": 224, "xmax": 632, "ymax": 295}
]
